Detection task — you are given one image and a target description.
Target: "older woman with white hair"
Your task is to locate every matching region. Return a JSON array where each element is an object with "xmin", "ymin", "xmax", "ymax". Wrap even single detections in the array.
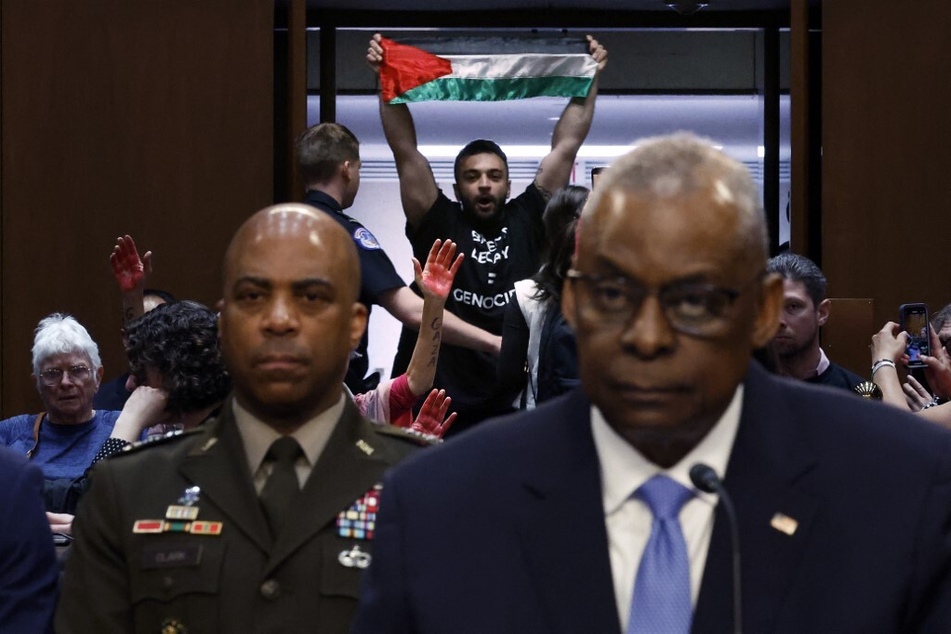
[{"xmin": 0, "ymin": 313, "xmax": 119, "ymax": 490}]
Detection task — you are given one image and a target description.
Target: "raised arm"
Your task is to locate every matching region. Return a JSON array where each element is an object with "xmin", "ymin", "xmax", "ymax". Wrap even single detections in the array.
[
  {"xmin": 368, "ymin": 33, "xmax": 440, "ymax": 228},
  {"xmin": 404, "ymin": 240, "xmax": 462, "ymax": 395},
  {"xmin": 871, "ymin": 322, "xmax": 951, "ymax": 430},
  {"xmin": 534, "ymin": 35, "xmax": 608, "ymax": 197},
  {"xmin": 380, "ymin": 288, "xmax": 501, "ymax": 356},
  {"xmin": 870, "ymin": 321, "xmax": 913, "ymax": 410},
  {"xmin": 110, "ymin": 235, "xmax": 152, "ymax": 323}
]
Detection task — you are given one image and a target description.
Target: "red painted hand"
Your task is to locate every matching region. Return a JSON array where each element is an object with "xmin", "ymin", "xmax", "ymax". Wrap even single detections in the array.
[
  {"xmin": 109, "ymin": 235, "xmax": 152, "ymax": 293},
  {"xmin": 414, "ymin": 239, "xmax": 463, "ymax": 300},
  {"xmin": 410, "ymin": 389, "xmax": 456, "ymax": 439}
]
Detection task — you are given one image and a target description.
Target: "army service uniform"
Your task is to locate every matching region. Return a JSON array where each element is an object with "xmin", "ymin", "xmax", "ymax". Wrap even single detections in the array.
[{"xmin": 55, "ymin": 396, "xmax": 424, "ymax": 633}]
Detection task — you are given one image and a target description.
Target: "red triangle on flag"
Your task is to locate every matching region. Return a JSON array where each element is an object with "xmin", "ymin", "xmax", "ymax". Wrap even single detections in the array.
[{"xmin": 379, "ymin": 38, "xmax": 453, "ymax": 103}]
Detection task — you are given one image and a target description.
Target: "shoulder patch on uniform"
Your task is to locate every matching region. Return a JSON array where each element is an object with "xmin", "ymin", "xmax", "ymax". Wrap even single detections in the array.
[
  {"xmin": 117, "ymin": 427, "xmax": 204, "ymax": 456},
  {"xmin": 372, "ymin": 424, "xmax": 440, "ymax": 447},
  {"xmin": 353, "ymin": 227, "xmax": 382, "ymax": 251}
]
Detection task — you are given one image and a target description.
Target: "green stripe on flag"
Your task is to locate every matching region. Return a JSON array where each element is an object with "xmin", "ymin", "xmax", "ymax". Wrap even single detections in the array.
[{"xmin": 390, "ymin": 76, "xmax": 594, "ymax": 104}]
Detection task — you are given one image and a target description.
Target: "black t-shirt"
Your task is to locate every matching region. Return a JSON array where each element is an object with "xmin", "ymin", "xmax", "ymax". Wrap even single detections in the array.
[
  {"xmin": 304, "ymin": 190, "xmax": 406, "ymax": 393},
  {"xmin": 393, "ymin": 184, "xmax": 546, "ymax": 434},
  {"xmin": 808, "ymin": 362, "xmax": 865, "ymax": 394}
]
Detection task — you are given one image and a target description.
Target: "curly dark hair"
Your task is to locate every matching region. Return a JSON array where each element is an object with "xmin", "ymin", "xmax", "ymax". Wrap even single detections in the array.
[{"xmin": 124, "ymin": 301, "xmax": 230, "ymax": 415}]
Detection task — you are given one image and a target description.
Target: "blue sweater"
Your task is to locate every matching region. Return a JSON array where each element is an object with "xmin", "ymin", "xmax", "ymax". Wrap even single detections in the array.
[{"xmin": 0, "ymin": 410, "xmax": 120, "ymax": 480}]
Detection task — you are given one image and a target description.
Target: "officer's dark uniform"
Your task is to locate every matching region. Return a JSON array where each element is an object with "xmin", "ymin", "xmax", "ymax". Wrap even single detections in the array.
[{"xmin": 304, "ymin": 190, "xmax": 406, "ymax": 394}]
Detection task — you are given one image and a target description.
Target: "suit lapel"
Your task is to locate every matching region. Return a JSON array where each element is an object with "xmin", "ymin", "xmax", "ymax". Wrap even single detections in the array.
[
  {"xmin": 694, "ymin": 363, "xmax": 819, "ymax": 634},
  {"xmin": 266, "ymin": 399, "xmax": 396, "ymax": 573},
  {"xmin": 520, "ymin": 390, "xmax": 622, "ymax": 634},
  {"xmin": 178, "ymin": 401, "xmax": 272, "ymax": 552}
]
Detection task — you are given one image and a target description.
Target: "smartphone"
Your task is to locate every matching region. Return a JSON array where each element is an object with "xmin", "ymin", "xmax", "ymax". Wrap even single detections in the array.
[
  {"xmin": 591, "ymin": 166, "xmax": 607, "ymax": 188},
  {"xmin": 899, "ymin": 303, "xmax": 930, "ymax": 368}
]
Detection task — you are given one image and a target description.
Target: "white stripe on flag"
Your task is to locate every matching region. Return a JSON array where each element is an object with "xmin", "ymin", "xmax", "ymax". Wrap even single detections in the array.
[{"xmin": 443, "ymin": 53, "xmax": 598, "ymax": 81}]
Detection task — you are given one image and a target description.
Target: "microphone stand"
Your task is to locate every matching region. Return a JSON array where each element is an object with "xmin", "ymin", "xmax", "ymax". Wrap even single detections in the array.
[{"xmin": 690, "ymin": 463, "xmax": 742, "ymax": 634}]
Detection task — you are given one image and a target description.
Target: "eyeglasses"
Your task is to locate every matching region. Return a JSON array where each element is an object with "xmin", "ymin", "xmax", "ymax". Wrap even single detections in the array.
[
  {"xmin": 39, "ymin": 365, "xmax": 92, "ymax": 386},
  {"xmin": 566, "ymin": 269, "xmax": 763, "ymax": 337}
]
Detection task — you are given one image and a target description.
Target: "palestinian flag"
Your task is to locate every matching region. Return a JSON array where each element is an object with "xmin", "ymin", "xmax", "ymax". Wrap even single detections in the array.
[{"xmin": 379, "ymin": 36, "xmax": 597, "ymax": 104}]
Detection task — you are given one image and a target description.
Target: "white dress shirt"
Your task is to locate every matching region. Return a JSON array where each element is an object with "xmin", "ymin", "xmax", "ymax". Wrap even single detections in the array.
[
  {"xmin": 233, "ymin": 392, "xmax": 345, "ymax": 493},
  {"xmin": 591, "ymin": 385, "xmax": 743, "ymax": 631},
  {"xmin": 816, "ymin": 347, "xmax": 831, "ymax": 376}
]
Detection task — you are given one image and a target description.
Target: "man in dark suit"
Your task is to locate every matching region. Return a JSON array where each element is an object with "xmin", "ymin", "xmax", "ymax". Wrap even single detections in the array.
[
  {"xmin": 0, "ymin": 445, "xmax": 58, "ymax": 633},
  {"xmin": 354, "ymin": 133, "xmax": 951, "ymax": 633},
  {"xmin": 56, "ymin": 204, "xmax": 424, "ymax": 632}
]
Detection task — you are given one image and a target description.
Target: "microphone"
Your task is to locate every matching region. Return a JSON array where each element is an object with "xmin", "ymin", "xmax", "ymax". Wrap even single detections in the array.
[{"xmin": 690, "ymin": 463, "xmax": 742, "ymax": 634}]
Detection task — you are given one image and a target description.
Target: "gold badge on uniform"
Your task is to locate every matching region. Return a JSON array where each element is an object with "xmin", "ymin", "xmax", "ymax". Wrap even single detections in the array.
[
  {"xmin": 161, "ymin": 618, "xmax": 188, "ymax": 634},
  {"xmin": 770, "ymin": 512, "xmax": 799, "ymax": 536}
]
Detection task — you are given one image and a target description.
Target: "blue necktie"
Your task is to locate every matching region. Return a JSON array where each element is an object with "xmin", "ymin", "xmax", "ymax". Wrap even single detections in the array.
[{"xmin": 627, "ymin": 475, "xmax": 695, "ymax": 634}]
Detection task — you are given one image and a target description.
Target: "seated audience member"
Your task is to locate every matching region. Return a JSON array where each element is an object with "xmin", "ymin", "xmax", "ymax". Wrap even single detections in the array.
[
  {"xmin": 112, "ymin": 300, "xmax": 230, "ymax": 442},
  {"xmin": 353, "ymin": 239, "xmax": 460, "ymax": 438},
  {"xmin": 765, "ymin": 252, "xmax": 864, "ymax": 391},
  {"xmin": 871, "ymin": 320, "xmax": 951, "ymax": 429},
  {"xmin": 94, "ymin": 235, "xmax": 176, "ymax": 411},
  {"xmin": 0, "ymin": 314, "xmax": 119, "ymax": 501},
  {"xmin": 494, "ymin": 186, "xmax": 587, "ymax": 409},
  {"xmin": 46, "ymin": 300, "xmax": 231, "ymax": 527},
  {"xmin": 0, "ymin": 445, "xmax": 58, "ymax": 633}
]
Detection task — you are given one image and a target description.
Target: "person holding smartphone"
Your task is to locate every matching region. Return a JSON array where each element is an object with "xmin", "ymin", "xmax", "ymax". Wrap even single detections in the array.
[{"xmin": 871, "ymin": 318, "xmax": 951, "ymax": 430}]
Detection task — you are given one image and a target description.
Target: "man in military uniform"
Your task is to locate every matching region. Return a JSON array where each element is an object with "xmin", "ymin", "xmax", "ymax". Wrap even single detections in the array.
[{"xmin": 56, "ymin": 204, "xmax": 426, "ymax": 632}]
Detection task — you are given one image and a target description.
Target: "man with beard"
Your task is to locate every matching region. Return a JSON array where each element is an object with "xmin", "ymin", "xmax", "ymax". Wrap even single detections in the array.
[
  {"xmin": 367, "ymin": 33, "xmax": 608, "ymax": 434},
  {"xmin": 295, "ymin": 122, "xmax": 500, "ymax": 395},
  {"xmin": 766, "ymin": 252, "xmax": 863, "ymax": 391}
]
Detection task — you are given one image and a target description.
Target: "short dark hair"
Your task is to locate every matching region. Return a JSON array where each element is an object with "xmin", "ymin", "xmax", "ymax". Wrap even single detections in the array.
[
  {"xmin": 766, "ymin": 252, "xmax": 827, "ymax": 307},
  {"xmin": 453, "ymin": 139, "xmax": 508, "ymax": 183},
  {"xmin": 125, "ymin": 301, "xmax": 230, "ymax": 415},
  {"xmin": 533, "ymin": 185, "xmax": 589, "ymax": 304},
  {"xmin": 295, "ymin": 122, "xmax": 360, "ymax": 186}
]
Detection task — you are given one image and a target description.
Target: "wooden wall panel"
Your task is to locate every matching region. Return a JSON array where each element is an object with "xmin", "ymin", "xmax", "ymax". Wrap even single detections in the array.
[
  {"xmin": 789, "ymin": 0, "xmax": 810, "ymax": 256},
  {"xmin": 823, "ymin": 298, "xmax": 874, "ymax": 379},
  {"xmin": 822, "ymin": 1, "xmax": 951, "ymax": 338},
  {"xmin": 0, "ymin": 0, "xmax": 273, "ymax": 416}
]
